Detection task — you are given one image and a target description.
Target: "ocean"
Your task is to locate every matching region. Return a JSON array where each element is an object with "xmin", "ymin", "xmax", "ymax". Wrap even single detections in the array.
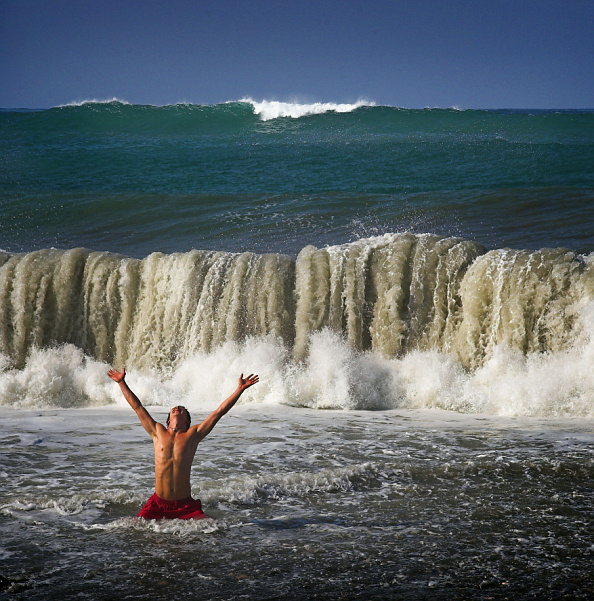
[{"xmin": 0, "ymin": 99, "xmax": 593, "ymax": 599}]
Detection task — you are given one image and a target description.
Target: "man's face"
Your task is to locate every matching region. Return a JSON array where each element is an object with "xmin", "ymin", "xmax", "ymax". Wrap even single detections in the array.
[{"xmin": 168, "ymin": 406, "xmax": 189, "ymax": 429}]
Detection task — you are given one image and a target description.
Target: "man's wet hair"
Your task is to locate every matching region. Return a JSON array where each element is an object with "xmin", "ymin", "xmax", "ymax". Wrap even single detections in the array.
[{"xmin": 166, "ymin": 406, "xmax": 191, "ymax": 428}]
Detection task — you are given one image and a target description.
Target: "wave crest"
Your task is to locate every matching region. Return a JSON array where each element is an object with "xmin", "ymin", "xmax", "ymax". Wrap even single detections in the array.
[
  {"xmin": 56, "ymin": 97, "xmax": 131, "ymax": 108},
  {"xmin": 240, "ymin": 98, "xmax": 375, "ymax": 120}
]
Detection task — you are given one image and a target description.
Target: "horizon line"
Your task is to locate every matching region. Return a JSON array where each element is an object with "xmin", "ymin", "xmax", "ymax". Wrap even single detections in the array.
[{"xmin": 2, "ymin": 97, "xmax": 594, "ymax": 112}]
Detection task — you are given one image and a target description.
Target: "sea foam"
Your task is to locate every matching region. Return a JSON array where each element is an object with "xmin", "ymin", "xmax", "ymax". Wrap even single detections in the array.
[
  {"xmin": 1, "ymin": 318, "xmax": 594, "ymax": 416},
  {"xmin": 1, "ymin": 235, "xmax": 593, "ymax": 416},
  {"xmin": 241, "ymin": 98, "xmax": 375, "ymax": 120}
]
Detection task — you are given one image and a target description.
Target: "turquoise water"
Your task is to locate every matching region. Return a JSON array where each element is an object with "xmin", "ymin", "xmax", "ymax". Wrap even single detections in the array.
[{"xmin": 1, "ymin": 100, "xmax": 593, "ymax": 257}]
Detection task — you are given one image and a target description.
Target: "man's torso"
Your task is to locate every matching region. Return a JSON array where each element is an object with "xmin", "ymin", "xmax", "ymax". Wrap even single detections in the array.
[{"xmin": 153, "ymin": 427, "xmax": 199, "ymax": 500}]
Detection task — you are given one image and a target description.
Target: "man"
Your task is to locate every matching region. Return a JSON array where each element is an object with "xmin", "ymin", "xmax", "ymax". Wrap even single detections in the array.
[{"xmin": 107, "ymin": 367, "xmax": 259, "ymax": 520}]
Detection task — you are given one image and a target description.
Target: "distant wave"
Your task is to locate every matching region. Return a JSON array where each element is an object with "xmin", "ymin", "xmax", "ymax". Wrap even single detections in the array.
[
  {"xmin": 56, "ymin": 97, "xmax": 132, "ymax": 108},
  {"xmin": 46, "ymin": 97, "xmax": 379, "ymax": 127},
  {"xmin": 42, "ymin": 98, "xmax": 594, "ymax": 115},
  {"xmin": 239, "ymin": 98, "xmax": 376, "ymax": 120},
  {"xmin": 54, "ymin": 97, "xmax": 376, "ymax": 118}
]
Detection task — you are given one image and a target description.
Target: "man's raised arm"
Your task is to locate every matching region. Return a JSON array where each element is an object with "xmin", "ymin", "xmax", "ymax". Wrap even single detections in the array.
[
  {"xmin": 192, "ymin": 373, "xmax": 259, "ymax": 443},
  {"xmin": 108, "ymin": 368, "xmax": 159, "ymax": 439}
]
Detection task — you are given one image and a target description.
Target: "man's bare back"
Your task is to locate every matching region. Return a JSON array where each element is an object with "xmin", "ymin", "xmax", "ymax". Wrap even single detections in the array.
[{"xmin": 107, "ymin": 368, "xmax": 259, "ymax": 508}]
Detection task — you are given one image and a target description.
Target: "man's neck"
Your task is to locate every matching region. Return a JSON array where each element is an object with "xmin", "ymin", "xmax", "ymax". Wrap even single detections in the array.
[{"xmin": 168, "ymin": 425, "xmax": 187, "ymax": 435}]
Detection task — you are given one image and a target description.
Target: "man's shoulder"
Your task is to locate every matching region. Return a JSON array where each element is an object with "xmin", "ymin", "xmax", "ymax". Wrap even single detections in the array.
[{"xmin": 177, "ymin": 426, "xmax": 201, "ymax": 447}]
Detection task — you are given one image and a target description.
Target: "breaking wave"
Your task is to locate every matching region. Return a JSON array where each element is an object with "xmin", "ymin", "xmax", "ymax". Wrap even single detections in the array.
[
  {"xmin": 240, "ymin": 98, "xmax": 375, "ymax": 120},
  {"xmin": 1, "ymin": 233, "xmax": 593, "ymax": 415}
]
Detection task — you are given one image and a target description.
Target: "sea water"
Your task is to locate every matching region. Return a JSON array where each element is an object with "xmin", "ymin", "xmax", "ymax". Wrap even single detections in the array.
[
  {"xmin": 0, "ymin": 99, "xmax": 593, "ymax": 599},
  {"xmin": 1, "ymin": 407, "xmax": 592, "ymax": 600}
]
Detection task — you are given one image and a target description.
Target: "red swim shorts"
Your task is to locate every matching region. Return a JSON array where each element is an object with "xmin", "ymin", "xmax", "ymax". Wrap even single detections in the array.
[{"xmin": 137, "ymin": 493, "xmax": 208, "ymax": 520}]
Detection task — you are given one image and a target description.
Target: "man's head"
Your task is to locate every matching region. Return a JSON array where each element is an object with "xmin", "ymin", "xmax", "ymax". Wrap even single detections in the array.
[{"xmin": 167, "ymin": 405, "xmax": 191, "ymax": 430}]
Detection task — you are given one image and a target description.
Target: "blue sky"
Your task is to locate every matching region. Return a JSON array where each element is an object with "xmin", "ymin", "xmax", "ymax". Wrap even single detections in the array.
[{"xmin": 1, "ymin": 0, "xmax": 592, "ymax": 109}]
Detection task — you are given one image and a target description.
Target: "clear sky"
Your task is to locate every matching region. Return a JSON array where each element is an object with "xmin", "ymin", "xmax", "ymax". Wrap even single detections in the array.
[{"xmin": 1, "ymin": 0, "xmax": 592, "ymax": 109}]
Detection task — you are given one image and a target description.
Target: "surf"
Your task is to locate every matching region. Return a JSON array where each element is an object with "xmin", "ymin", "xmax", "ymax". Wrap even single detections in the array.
[
  {"xmin": 1, "ymin": 234, "xmax": 593, "ymax": 416},
  {"xmin": 238, "ymin": 98, "xmax": 375, "ymax": 120}
]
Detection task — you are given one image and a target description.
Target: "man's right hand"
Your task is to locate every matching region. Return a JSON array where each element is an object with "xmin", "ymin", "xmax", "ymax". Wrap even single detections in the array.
[{"xmin": 108, "ymin": 368, "xmax": 126, "ymax": 383}]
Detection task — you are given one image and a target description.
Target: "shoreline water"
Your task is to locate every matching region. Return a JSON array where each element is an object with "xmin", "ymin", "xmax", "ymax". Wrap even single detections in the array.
[{"xmin": 1, "ymin": 405, "xmax": 593, "ymax": 600}]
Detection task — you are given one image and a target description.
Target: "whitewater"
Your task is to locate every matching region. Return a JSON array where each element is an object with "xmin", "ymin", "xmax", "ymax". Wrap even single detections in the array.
[
  {"xmin": 1, "ymin": 233, "xmax": 594, "ymax": 416},
  {"xmin": 0, "ymin": 99, "xmax": 593, "ymax": 600}
]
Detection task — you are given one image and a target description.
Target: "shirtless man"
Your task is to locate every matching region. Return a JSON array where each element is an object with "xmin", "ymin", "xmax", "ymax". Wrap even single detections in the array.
[{"xmin": 107, "ymin": 367, "xmax": 259, "ymax": 520}]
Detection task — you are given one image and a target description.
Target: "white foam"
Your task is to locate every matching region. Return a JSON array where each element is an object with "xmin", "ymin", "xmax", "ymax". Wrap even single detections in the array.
[
  {"xmin": 168, "ymin": 336, "xmax": 289, "ymax": 408},
  {"xmin": 0, "ymin": 488, "xmax": 140, "ymax": 519},
  {"xmin": 56, "ymin": 97, "xmax": 131, "ymax": 108},
  {"xmin": 1, "ymin": 300, "xmax": 594, "ymax": 416},
  {"xmin": 83, "ymin": 516, "xmax": 223, "ymax": 535},
  {"xmin": 0, "ymin": 344, "xmax": 122, "ymax": 409},
  {"xmin": 240, "ymin": 98, "xmax": 375, "ymax": 120},
  {"xmin": 201, "ymin": 463, "xmax": 375, "ymax": 506},
  {"xmin": 396, "ymin": 302, "xmax": 594, "ymax": 416}
]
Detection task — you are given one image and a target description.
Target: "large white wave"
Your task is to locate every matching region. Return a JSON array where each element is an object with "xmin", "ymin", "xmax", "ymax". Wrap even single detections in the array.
[
  {"xmin": 240, "ymin": 98, "xmax": 375, "ymax": 120},
  {"xmin": 55, "ymin": 98, "xmax": 376, "ymax": 116},
  {"xmin": 1, "ymin": 235, "xmax": 593, "ymax": 416},
  {"xmin": 1, "ymin": 307, "xmax": 594, "ymax": 416}
]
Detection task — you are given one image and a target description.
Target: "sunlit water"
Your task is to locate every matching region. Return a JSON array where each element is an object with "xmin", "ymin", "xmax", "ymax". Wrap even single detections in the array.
[{"xmin": 1, "ymin": 406, "xmax": 592, "ymax": 600}]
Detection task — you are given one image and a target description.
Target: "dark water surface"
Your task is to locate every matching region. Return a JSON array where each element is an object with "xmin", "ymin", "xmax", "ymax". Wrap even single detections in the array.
[{"xmin": 1, "ymin": 407, "xmax": 592, "ymax": 600}]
